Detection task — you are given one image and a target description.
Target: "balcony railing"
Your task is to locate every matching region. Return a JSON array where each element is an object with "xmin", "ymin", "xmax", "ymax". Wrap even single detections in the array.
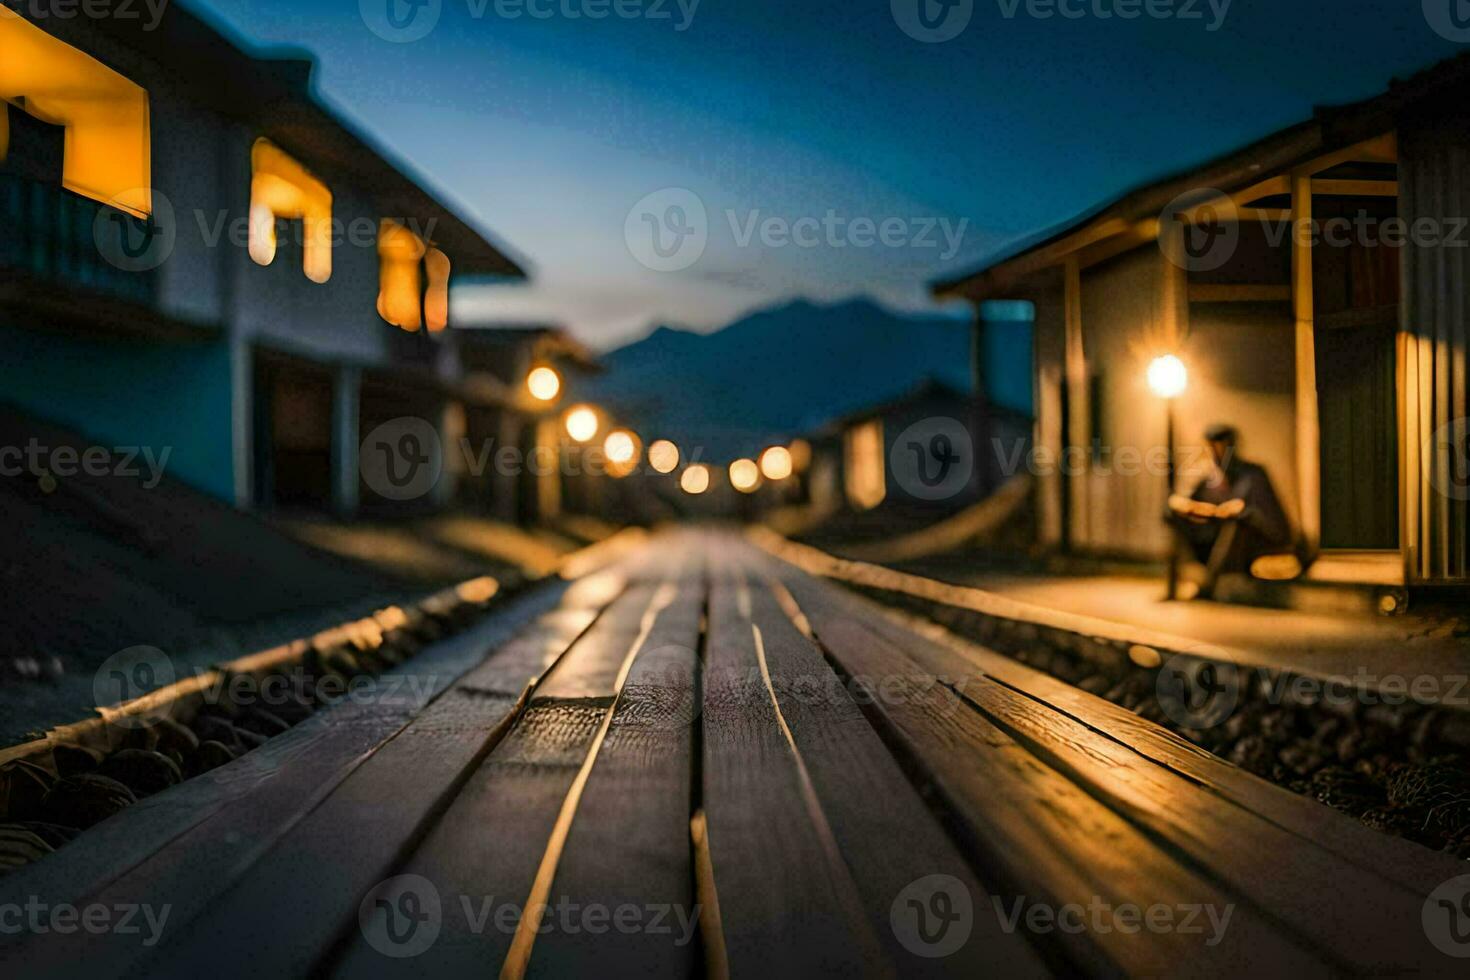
[{"xmin": 0, "ymin": 171, "xmax": 159, "ymax": 307}]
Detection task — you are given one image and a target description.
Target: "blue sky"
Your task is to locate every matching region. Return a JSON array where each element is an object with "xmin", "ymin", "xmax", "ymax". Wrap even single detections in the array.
[{"xmin": 195, "ymin": 0, "xmax": 1465, "ymax": 348}]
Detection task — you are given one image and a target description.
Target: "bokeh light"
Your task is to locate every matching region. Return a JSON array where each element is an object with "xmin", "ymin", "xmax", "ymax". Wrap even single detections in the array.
[
  {"xmin": 680, "ymin": 464, "xmax": 710, "ymax": 495},
  {"xmin": 564, "ymin": 405, "xmax": 599, "ymax": 442},
  {"xmin": 604, "ymin": 429, "xmax": 641, "ymax": 478},
  {"xmin": 526, "ymin": 366, "xmax": 561, "ymax": 402},
  {"xmin": 759, "ymin": 446, "xmax": 793, "ymax": 481},
  {"xmin": 648, "ymin": 439, "xmax": 680, "ymax": 474},
  {"xmin": 729, "ymin": 458, "xmax": 761, "ymax": 493}
]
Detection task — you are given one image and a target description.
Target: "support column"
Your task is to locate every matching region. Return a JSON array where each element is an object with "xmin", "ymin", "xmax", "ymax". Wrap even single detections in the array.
[
  {"xmin": 1291, "ymin": 175, "xmax": 1321, "ymax": 557},
  {"xmin": 331, "ymin": 364, "xmax": 360, "ymax": 517},
  {"xmin": 1063, "ymin": 256, "xmax": 1088, "ymax": 549}
]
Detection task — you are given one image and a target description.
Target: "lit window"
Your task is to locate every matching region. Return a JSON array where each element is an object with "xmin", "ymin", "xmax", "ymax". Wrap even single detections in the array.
[
  {"xmin": 844, "ymin": 419, "xmax": 885, "ymax": 510},
  {"xmin": 377, "ymin": 219, "xmax": 450, "ymax": 332},
  {"xmin": 0, "ymin": 8, "xmax": 151, "ymax": 217},
  {"xmin": 250, "ymin": 139, "xmax": 332, "ymax": 283}
]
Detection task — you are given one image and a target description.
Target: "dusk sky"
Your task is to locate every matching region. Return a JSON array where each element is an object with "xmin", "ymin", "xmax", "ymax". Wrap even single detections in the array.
[{"xmin": 193, "ymin": 0, "xmax": 1465, "ymax": 349}]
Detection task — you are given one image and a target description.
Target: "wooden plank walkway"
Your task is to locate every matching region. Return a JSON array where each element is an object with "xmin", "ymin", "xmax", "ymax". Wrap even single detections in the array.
[{"xmin": 1, "ymin": 529, "xmax": 1466, "ymax": 978}]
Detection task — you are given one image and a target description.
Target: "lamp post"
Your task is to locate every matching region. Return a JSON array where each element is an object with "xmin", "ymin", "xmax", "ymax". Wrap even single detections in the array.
[{"xmin": 1147, "ymin": 355, "xmax": 1188, "ymax": 599}]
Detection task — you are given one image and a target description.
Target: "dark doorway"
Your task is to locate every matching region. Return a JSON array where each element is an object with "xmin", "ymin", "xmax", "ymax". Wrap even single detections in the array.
[{"xmin": 252, "ymin": 352, "xmax": 334, "ymax": 512}]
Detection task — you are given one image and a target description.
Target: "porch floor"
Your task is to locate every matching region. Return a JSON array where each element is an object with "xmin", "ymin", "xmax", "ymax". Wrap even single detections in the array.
[{"xmin": 895, "ymin": 563, "xmax": 1470, "ymax": 687}]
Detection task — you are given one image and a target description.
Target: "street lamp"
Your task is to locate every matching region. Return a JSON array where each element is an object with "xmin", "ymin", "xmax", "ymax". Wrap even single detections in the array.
[
  {"xmin": 1147, "ymin": 354, "xmax": 1188, "ymax": 599},
  {"xmin": 564, "ymin": 405, "xmax": 599, "ymax": 443},
  {"xmin": 526, "ymin": 365, "xmax": 561, "ymax": 402}
]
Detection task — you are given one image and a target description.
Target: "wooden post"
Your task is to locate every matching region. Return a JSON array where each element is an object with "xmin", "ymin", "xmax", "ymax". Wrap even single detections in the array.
[
  {"xmin": 1291, "ymin": 176, "xmax": 1321, "ymax": 558},
  {"xmin": 1064, "ymin": 256, "xmax": 1088, "ymax": 549}
]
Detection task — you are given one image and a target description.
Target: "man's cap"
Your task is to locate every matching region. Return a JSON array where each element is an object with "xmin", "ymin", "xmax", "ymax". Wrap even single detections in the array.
[{"xmin": 1204, "ymin": 423, "xmax": 1238, "ymax": 443}]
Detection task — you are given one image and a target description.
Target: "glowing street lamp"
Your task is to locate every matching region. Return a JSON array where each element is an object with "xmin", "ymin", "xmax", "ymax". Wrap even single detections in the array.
[
  {"xmin": 1148, "ymin": 354, "xmax": 1188, "ymax": 599},
  {"xmin": 526, "ymin": 366, "xmax": 561, "ymax": 402},
  {"xmin": 603, "ymin": 429, "xmax": 640, "ymax": 478},
  {"xmin": 647, "ymin": 439, "xmax": 680, "ymax": 474},
  {"xmin": 759, "ymin": 445, "xmax": 793, "ymax": 481},
  {"xmin": 564, "ymin": 405, "xmax": 599, "ymax": 443},
  {"xmin": 729, "ymin": 458, "xmax": 761, "ymax": 494},
  {"xmin": 680, "ymin": 464, "xmax": 710, "ymax": 495}
]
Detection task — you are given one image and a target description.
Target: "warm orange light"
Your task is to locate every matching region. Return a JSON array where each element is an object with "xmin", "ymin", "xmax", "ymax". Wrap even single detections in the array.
[
  {"xmin": 759, "ymin": 446, "xmax": 794, "ymax": 481},
  {"xmin": 526, "ymin": 366, "xmax": 561, "ymax": 402},
  {"xmin": 647, "ymin": 439, "xmax": 679, "ymax": 474},
  {"xmin": 845, "ymin": 419, "xmax": 885, "ymax": 510},
  {"xmin": 788, "ymin": 438, "xmax": 812, "ymax": 472},
  {"xmin": 729, "ymin": 458, "xmax": 761, "ymax": 493},
  {"xmin": 250, "ymin": 139, "xmax": 332, "ymax": 283},
  {"xmin": 377, "ymin": 219, "xmax": 426, "ymax": 330},
  {"xmin": 1147, "ymin": 354, "xmax": 1188, "ymax": 399},
  {"xmin": 604, "ymin": 429, "xmax": 641, "ymax": 478},
  {"xmin": 680, "ymin": 464, "xmax": 710, "ymax": 495},
  {"xmin": 565, "ymin": 405, "xmax": 599, "ymax": 443},
  {"xmin": 424, "ymin": 247, "xmax": 450, "ymax": 332},
  {"xmin": 0, "ymin": 8, "xmax": 151, "ymax": 217}
]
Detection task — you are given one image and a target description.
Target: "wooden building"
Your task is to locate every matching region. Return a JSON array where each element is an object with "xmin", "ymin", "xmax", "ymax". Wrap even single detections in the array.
[{"xmin": 936, "ymin": 56, "xmax": 1470, "ymax": 590}]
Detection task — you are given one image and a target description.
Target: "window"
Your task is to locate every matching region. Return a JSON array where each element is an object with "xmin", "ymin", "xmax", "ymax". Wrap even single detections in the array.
[
  {"xmin": 249, "ymin": 138, "xmax": 332, "ymax": 283},
  {"xmin": 0, "ymin": 7, "xmax": 150, "ymax": 217},
  {"xmin": 844, "ymin": 419, "xmax": 885, "ymax": 510},
  {"xmin": 377, "ymin": 219, "xmax": 450, "ymax": 332}
]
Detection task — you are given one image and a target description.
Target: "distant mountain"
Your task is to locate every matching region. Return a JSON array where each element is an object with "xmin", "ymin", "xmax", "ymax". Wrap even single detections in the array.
[{"xmin": 569, "ymin": 298, "xmax": 974, "ymax": 461}]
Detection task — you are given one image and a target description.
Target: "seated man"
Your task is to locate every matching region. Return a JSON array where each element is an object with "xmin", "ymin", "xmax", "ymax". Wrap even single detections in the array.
[{"xmin": 1164, "ymin": 424, "xmax": 1292, "ymax": 598}]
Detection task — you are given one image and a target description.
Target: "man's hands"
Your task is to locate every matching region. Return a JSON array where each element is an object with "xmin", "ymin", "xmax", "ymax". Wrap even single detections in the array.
[{"xmin": 1168, "ymin": 494, "xmax": 1247, "ymax": 522}]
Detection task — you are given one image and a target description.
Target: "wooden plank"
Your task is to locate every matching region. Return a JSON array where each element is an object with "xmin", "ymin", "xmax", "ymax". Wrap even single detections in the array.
[
  {"xmin": 1189, "ymin": 283, "xmax": 1293, "ymax": 303},
  {"xmin": 329, "ymin": 561, "xmax": 697, "ymax": 977},
  {"xmin": 1313, "ymin": 179, "xmax": 1399, "ymax": 198},
  {"xmin": 848, "ymin": 592, "xmax": 1470, "ymax": 899},
  {"xmin": 772, "ymin": 568, "xmax": 1324, "ymax": 977},
  {"xmin": 0, "ymin": 578, "xmax": 596, "ymax": 977},
  {"xmin": 733, "ymin": 554, "xmax": 1049, "ymax": 978},
  {"xmin": 698, "ymin": 560, "xmax": 889, "ymax": 977},
  {"xmin": 519, "ymin": 555, "xmax": 706, "ymax": 976},
  {"xmin": 1293, "ymin": 173, "xmax": 1321, "ymax": 555}
]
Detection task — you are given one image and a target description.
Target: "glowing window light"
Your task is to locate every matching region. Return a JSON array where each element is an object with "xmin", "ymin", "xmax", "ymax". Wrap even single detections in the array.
[
  {"xmin": 526, "ymin": 366, "xmax": 561, "ymax": 402},
  {"xmin": 647, "ymin": 439, "xmax": 679, "ymax": 474},
  {"xmin": 0, "ymin": 8, "xmax": 151, "ymax": 217},
  {"xmin": 250, "ymin": 139, "xmax": 333, "ymax": 283},
  {"xmin": 844, "ymin": 419, "xmax": 885, "ymax": 511},
  {"xmin": 423, "ymin": 246, "xmax": 450, "ymax": 332},
  {"xmin": 377, "ymin": 218, "xmax": 426, "ymax": 330},
  {"xmin": 729, "ymin": 458, "xmax": 761, "ymax": 493},
  {"xmin": 564, "ymin": 405, "xmax": 599, "ymax": 443},
  {"xmin": 680, "ymin": 464, "xmax": 710, "ymax": 495},
  {"xmin": 1147, "ymin": 354, "xmax": 1188, "ymax": 399},
  {"xmin": 759, "ymin": 445, "xmax": 794, "ymax": 481}
]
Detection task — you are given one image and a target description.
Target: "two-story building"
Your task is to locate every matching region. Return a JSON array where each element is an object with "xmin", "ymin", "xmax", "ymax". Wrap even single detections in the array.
[{"xmin": 1, "ymin": 2, "xmax": 533, "ymax": 517}]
